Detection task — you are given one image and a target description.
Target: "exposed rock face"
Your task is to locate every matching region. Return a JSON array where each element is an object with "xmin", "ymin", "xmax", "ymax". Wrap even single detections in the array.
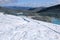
[{"xmin": 28, "ymin": 16, "xmax": 51, "ymax": 22}]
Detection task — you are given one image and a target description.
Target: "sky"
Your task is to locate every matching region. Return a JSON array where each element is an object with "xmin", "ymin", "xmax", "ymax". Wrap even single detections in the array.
[{"xmin": 0, "ymin": 0, "xmax": 60, "ymax": 7}]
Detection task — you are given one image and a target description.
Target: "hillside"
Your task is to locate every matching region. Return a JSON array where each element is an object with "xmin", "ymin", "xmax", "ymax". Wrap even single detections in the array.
[{"xmin": 0, "ymin": 4, "xmax": 60, "ymax": 24}]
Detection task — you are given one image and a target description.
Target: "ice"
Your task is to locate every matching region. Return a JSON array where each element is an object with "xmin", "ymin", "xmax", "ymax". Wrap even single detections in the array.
[{"xmin": 0, "ymin": 13, "xmax": 60, "ymax": 40}]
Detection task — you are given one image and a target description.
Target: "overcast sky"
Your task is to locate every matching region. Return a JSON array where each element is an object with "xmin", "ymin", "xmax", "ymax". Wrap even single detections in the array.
[{"xmin": 0, "ymin": 0, "xmax": 60, "ymax": 7}]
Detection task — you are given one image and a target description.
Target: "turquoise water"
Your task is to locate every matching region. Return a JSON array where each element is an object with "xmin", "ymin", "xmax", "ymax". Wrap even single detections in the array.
[{"xmin": 52, "ymin": 18, "xmax": 60, "ymax": 25}]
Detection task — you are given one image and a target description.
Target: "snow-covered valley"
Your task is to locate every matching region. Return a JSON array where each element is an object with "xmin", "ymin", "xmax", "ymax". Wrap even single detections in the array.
[{"xmin": 0, "ymin": 12, "xmax": 60, "ymax": 40}]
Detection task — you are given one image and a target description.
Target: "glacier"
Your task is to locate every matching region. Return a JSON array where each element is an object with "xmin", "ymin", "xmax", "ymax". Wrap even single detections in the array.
[{"xmin": 0, "ymin": 12, "xmax": 60, "ymax": 40}]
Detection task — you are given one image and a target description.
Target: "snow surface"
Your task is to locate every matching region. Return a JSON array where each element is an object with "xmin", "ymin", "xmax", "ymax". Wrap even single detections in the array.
[{"xmin": 0, "ymin": 12, "xmax": 60, "ymax": 40}]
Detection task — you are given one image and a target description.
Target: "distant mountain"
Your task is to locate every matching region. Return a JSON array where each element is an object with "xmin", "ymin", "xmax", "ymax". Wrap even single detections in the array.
[
  {"xmin": 2, "ymin": 6, "xmax": 33, "ymax": 10},
  {"xmin": 2, "ymin": 6, "xmax": 46, "ymax": 11},
  {"xmin": 28, "ymin": 7, "xmax": 46, "ymax": 12},
  {"xmin": 28, "ymin": 7, "xmax": 46, "ymax": 10}
]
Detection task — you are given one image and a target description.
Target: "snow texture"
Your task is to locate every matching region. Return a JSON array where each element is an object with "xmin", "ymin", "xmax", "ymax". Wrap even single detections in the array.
[{"xmin": 0, "ymin": 12, "xmax": 60, "ymax": 40}]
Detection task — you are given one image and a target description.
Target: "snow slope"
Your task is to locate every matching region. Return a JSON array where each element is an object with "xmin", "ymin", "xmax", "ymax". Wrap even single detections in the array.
[{"xmin": 0, "ymin": 13, "xmax": 60, "ymax": 40}]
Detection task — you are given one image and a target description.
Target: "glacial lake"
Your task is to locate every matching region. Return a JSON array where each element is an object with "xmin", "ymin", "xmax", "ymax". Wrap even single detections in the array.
[{"xmin": 52, "ymin": 18, "xmax": 60, "ymax": 25}]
